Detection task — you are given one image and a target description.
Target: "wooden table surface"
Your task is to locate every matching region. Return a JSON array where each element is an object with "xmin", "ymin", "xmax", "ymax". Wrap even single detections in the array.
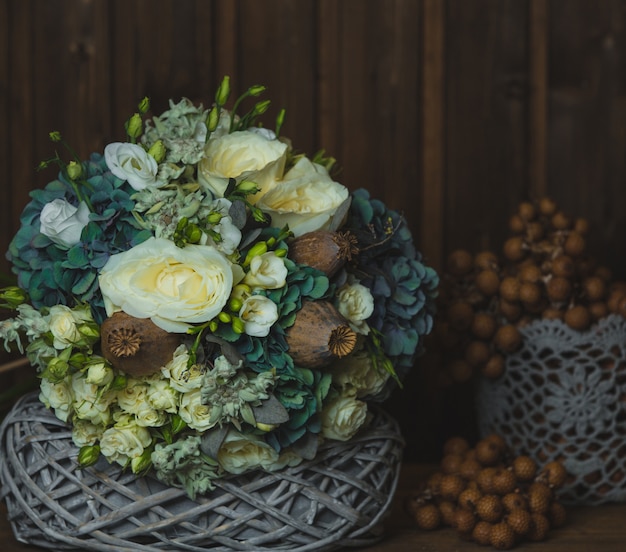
[{"xmin": 2, "ymin": 463, "xmax": 626, "ymax": 551}]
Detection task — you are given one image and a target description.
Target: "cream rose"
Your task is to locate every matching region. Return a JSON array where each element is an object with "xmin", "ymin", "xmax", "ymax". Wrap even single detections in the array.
[
  {"xmin": 146, "ymin": 379, "xmax": 180, "ymax": 413},
  {"xmin": 99, "ymin": 423, "xmax": 152, "ymax": 466},
  {"xmin": 85, "ymin": 361, "xmax": 114, "ymax": 386},
  {"xmin": 330, "ymin": 350, "xmax": 390, "ymax": 398},
  {"xmin": 198, "ymin": 130, "xmax": 288, "ymax": 198},
  {"xmin": 239, "ymin": 295, "xmax": 279, "ymax": 337},
  {"xmin": 116, "ymin": 378, "xmax": 150, "ymax": 415},
  {"xmin": 39, "ymin": 198, "xmax": 90, "ymax": 248},
  {"xmin": 255, "ymin": 157, "xmax": 349, "ymax": 237},
  {"xmin": 178, "ymin": 389, "xmax": 215, "ymax": 432},
  {"xmin": 71, "ymin": 419, "xmax": 104, "ymax": 448},
  {"xmin": 47, "ymin": 305, "xmax": 83, "ymax": 349},
  {"xmin": 243, "ymin": 252, "xmax": 288, "ymax": 290},
  {"xmin": 98, "ymin": 237, "xmax": 237, "ymax": 333},
  {"xmin": 162, "ymin": 345, "xmax": 206, "ymax": 393},
  {"xmin": 336, "ymin": 282, "xmax": 374, "ymax": 335},
  {"xmin": 217, "ymin": 430, "xmax": 280, "ymax": 474},
  {"xmin": 72, "ymin": 373, "xmax": 113, "ymax": 426},
  {"xmin": 39, "ymin": 377, "xmax": 73, "ymax": 422},
  {"xmin": 321, "ymin": 395, "xmax": 368, "ymax": 441},
  {"xmin": 104, "ymin": 142, "xmax": 159, "ymax": 190}
]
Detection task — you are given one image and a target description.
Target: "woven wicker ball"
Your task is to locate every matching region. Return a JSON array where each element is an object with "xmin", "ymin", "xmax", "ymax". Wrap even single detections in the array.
[
  {"xmin": 476, "ymin": 314, "xmax": 626, "ymax": 505},
  {"xmin": 0, "ymin": 393, "xmax": 404, "ymax": 551}
]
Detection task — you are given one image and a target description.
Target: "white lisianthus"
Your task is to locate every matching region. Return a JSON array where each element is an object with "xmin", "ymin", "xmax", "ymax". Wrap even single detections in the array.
[
  {"xmin": 243, "ymin": 252, "xmax": 288, "ymax": 290},
  {"xmin": 162, "ymin": 345, "xmax": 205, "ymax": 393},
  {"xmin": 71, "ymin": 419, "xmax": 104, "ymax": 447},
  {"xmin": 99, "ymin": 423, "xmax": 152, "ymax": 467},
  {"xmin": 98, "ymin": 237, "xmax": 238, "ymax": 333},
  {"xmin": 198, "ymin": 130, "xmax": 288, "ymax": 199},
  {"xmin": 39, "ymin": 198, "xmax": 90, "ymax": 248},
  {"xmin": 320, "ymin": 394, "xmax": 369, "ymax": 441},
  {"xmin": 39, "ymin": 377, "xmax": 73, "ymax": 422},
  {"xmin": 255, "ymin": 157, "xmax": 349, "ymax": 237},
  {"xmin": 205, "ymin": 199, "xmax": 242, "ymax": 255},
  {"xmin": 104, "ymin": 142, "xmax": 159, "ymax": 190},
  {"xmin": 178, "ymin": 389, "xmax": 215, "ymax": 432},
  {"xmin": 72, "ymin": 373, "xmax": 113, "ymax": 426},
  {"xmin": 116, "ymin": 378, "xmax": 150, "ymax": 415},
  {"xmin": 335, "ymin": 282, "xmax": 375, "ymax": 335},
  {"xmin": 330, "ymin": 350, "xmax": 390, "ymax": 399},
  {"xmin": 146, "ymin": 379, "xmax": 180, "ymax": 413},
  {"xmin": 239, "ymin": 295, "xmax": 279, "ymax": 337},
  {"xmin": 217, "ymin": 429, "xmax": 280, "ymax": 475},
  {"xmin": 85, "ymin": 361, "xmax": 114, "ymax": 386}
]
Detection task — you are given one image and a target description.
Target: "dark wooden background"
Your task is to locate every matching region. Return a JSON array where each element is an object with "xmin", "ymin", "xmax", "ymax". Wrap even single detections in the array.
[{"xmin": 1, "ymin": 0, "xmax": 625, "ymax": 462}]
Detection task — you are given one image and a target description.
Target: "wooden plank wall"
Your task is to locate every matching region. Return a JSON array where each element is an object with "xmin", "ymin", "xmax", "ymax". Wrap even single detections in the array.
[{"xmin": 1, "ymin": 0, "xmax": 626, "ymax": 461}]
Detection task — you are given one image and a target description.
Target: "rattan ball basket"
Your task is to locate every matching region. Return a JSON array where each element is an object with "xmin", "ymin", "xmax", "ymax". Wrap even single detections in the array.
[{"xmin": 0, "ymin": 392, "xmax": 404, "ymax": 551}]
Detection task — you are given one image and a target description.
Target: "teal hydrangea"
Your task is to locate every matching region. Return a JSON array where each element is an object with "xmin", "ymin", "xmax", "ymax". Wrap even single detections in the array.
[
  {"xmin": 6, "ymin": 153, "xmax": 152, "ymax": 323},
  {"xmin": 345, "ymin": 188, "xmax": 439, "ymax": 380}
]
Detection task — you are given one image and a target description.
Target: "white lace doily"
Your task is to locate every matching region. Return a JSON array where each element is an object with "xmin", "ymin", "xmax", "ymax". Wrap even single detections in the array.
[{"xmin": 476, "ymin": 314, "xmax": 626, "ymax": 505}]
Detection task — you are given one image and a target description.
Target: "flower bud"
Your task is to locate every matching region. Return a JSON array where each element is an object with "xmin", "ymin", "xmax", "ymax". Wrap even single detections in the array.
[
  {"xmin": 125, "ymin": 113, "xmax": 143, "ymax": 140},
  {"xmin": 147, "ymin": 139, "xmax": 166, "ymax": 163},
  {"xmin": 66, "ymin": 160, "xmax": 83, "ymax": 181},
  {"xmin": 248, "ymin": 84, "xmax": 266, "ymax": 97},
  {"xmin": 110, "ymin": 373, "xmax": 128, "ymax": 391},
  {"xmin": 256, "ymin": 422, "xmax": 278, "ymax": 432},
  {"xmin": 231, "ymin": 316, "xmax": 245, "ymax": 334},
  {"xmin": 45, "ymin": 357, "xmax": 69, "ymax": 383},
  {"xmin": 236, "ymin": 180, "xmax": 261, "ymax": 195},
  {"xmin": 229, "ymin": 297, "xmax": 243, "ymax": 312},
  {"xmin": 218, "ymin": 311, "xmax": 232, "ymax": 323},
  {"xmin": 0, "ymin": 286, "xmax": 28, "ymax": 309},
  {"xmin": 216, "ymin": 76, "xmax": 231, "ymax": 106},
  {"xmin": 131, "ymin": 449, "xmax": 153, "ymax": 474},
  {"xmin": 209, "ymin": 320, "xmax": 219, "ymax": 332},
  {"xmin": 274, "ymin": 248, "xmax": 288, "ymax": 258},
  {"xmin": 206, "ymin": 106, "xmax": 220, "ymax": 134},
  {"xmin": 49, "ymin": 131, "xmax": 62, "ymax": 142},
  {"xmin": 244, "ymin": 241, "xmax": 268, "ymax": 266},
  {"xmin": 138, "ymin": 96, "xmax": 150, "ymax": 115},
  {"xmin": 252, "ymin": 99, "xmax": 271, "ymax": 116},
  {"xmin": 77, "ymin": 444, "xmax": 101, "ymax": 468},
  {"xmin": 275, "ymin": 108, "xmax": 286, "ymax": 135},
  {"xmin": 185, "ymin": 224, "xmax": 203, "ymax": 244},
  {"xmin": 206, "ymin": 211, "xmax": 223, "ymax": 225}
]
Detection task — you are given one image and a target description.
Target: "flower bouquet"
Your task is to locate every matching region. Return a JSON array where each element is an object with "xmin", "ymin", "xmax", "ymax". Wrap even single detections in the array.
[{"xmin": 0, "ymin": 77, "xmax": 438, "ymax": 550}]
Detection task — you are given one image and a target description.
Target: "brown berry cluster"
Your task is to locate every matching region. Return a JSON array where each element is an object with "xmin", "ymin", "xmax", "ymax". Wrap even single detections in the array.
[
  {"xmin": 405, "ymin": 435, "xmax": 568, "ymax": 550},
  {"xmin": 430, "ymin": 197, "xmax": 626, "ymax": 383}
]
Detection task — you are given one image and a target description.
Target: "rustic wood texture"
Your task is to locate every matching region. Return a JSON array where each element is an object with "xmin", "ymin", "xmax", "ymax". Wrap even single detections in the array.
[
  {"xmin": 1, "ymin": 0, "xmax": 626, "ymax": 462},
  {"xmin": 3, "ymin": 463, "xmax": 626, "ymax": 551}
]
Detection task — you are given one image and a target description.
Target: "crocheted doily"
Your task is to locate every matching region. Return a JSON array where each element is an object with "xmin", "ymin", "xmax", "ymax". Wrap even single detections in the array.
[
  {"xmin": 0, "ymin": 393, "xmax": 404, "ymax": 551},
  {"xmin": 476, "ymin": 314, "xmax": 626, "ymax": 505}
]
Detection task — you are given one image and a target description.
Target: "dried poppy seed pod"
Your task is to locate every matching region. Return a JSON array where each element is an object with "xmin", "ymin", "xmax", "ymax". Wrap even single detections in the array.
[
  {"xmin": 285, "ymin": 300, "xmax": 358, "ymax": 368},
  {"xmin": 288, "ymin": 230, "xmax": 359, "ymax": 277},
  {"xmin": 100, "ymin": 311, "xmax": 181, "ymax": 376}
]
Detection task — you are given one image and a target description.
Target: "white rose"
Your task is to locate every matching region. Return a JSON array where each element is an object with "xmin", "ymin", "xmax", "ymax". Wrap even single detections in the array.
[
  {"xmin": 72, "ymin": 373, "xmax": 113, "ymax": 426},
  {"xmin": 85, "ymin": 361, "xmax": 114, "ymax": 386},
  {"xmin": 162, "ymin": 345, "xmax": 205, "ymax": 393},
  {"xmin": 71, "ymin": 419, "xmax": 104, "ymax": 447},
  {"xmin": 98, "ymin": 237, "xmax": 237, "ymax": 333},
  {"xmin": 217, "ymin": 429, "xmax": 280, "ymax": 474},
  {"xmin": 178, "ymin": 389, "xmax": 215, "ymax": 431},
  {"xmin": 336, "ymin": 282, "xmax": 375, "ymax": 334},
  {"xmin": 47, "ymin": 305, "xmax": 82, "ymax": 349},
  {"xmin": 99, "ymin": 423, "xmax": 152, "ymax": 466},
  {"xmin": 134, "ymin": 404, "xmax": 167, "ymax": 428},
  {"xmin": 146, "ymin": 379, "xmax": 180, "ymax": 413},
  {"xmin": 243, "ymin": 252, "xmax": 288, "ymax": 290},
  {"xmin": 256, "ymin": 157, "xmax": 349, "ymax": 237},
  {"xmin": 39, "ymin": 199, "xmax": 90, "ymax": 248},
  {"xmin": 239, "ymin": 295, "xmax": 279, "ymax": 337},
  {"xmin": 206, "ymin": 199, "xmax": 242, "ymax": 254},
  {"xmin": 198, "ymin": 130, "xmax": 288, "ymax": 199},
  {"xmin": 330, "ymin": 350, "xmax": 390, "ymax": 398},
  {"xmin": 116, "ymin": 378, "xmax": 149, "ymax": 415},
  {"xmin": 104, "ymin": 142, "xmax": 159, "ymax": 190},
  {"xmin": 39, "ymin": 377, "xmax": 73, "ymax": 422},
  {"xmin": 321, "ymin": 395, "xmax": 368, "ymax": 441}
]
